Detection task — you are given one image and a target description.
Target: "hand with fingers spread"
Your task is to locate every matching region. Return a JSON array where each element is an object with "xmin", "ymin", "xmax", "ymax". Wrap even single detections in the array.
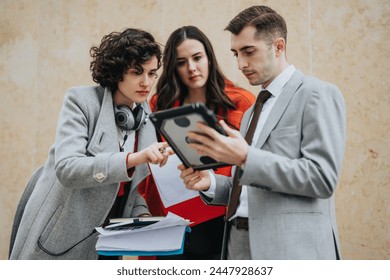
[
  {"xmin": 187, "ymin": 120, "xmax": 249, "ymax": 166},
  {"xmin": 178, "ymin": 164, "xmax": 211, "ymax": 192}
]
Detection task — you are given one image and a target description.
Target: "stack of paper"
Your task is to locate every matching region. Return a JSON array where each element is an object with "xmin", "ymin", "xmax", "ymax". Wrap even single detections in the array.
[{"xmin": 95, "ymin": 212, "xmax": 191, "ymax": 256}]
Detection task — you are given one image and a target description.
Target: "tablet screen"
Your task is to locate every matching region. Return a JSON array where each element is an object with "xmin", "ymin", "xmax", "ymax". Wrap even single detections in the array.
[{"xmin": 150, "ymin": 103, "xmax": 231, "ymax": 170}]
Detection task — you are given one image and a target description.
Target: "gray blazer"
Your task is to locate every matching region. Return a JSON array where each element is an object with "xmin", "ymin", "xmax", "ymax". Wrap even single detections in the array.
[
  {"xmin": 10, "ymin": 86, "xmax": 155, "ymax": 259},
  {"xmin": 206, "ymin": 70, "xmax": 346, "ymax": 259}
]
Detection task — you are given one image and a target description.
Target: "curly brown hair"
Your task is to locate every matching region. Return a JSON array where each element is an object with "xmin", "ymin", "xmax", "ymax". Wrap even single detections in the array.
[{"xmin": 89, "ymin": 28, "xmax": 162, "ymax": 93}]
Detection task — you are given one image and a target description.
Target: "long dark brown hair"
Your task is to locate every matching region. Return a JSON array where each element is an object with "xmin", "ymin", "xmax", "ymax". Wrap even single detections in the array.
[{"xmin": 155, "ymin": 26, "xmax": 236, "ymax": 118}]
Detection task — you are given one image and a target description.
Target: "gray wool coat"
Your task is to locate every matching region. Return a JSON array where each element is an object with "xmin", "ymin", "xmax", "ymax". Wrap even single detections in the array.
[{"xmin": 10, "ymin": 86, "xmax": 155, "ymax": 259}]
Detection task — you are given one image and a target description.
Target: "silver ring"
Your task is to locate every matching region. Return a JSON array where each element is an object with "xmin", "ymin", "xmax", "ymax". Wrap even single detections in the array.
[{"xmin": 158, "ymin": 147, "xmax": 166, "ymax": 154}]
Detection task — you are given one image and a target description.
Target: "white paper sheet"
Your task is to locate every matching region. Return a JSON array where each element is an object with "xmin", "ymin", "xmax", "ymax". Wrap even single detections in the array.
[
  {"xmin": 96, "ymin": 225, "xmax": 186, "ymax": 251},
  {"xmin": 96, "ymin": 212, "xmax": 190, "ymax": 236},
  {"xmin": 95, "ymin": 212, "xmax": 190, "ymax": 252},
  {"xmin": 148, "ymin": 154, "xmax": 199, "ymax": 207}
]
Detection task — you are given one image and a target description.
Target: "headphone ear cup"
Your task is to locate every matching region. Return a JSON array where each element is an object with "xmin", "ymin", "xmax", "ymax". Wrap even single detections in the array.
[{"xmin": 114, "ymin": 105, "xmax": 135, "ymax": 131}]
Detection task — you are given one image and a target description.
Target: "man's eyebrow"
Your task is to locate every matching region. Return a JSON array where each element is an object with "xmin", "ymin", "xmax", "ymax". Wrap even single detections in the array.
[
  {"xmin": 231, "ymin": 46, "xmax": 254, "ymax": 52},
  {"xmin": 230, "ymin": 46, "xmax": 255, "ymax": 52},
  {"xmin": 241, "ymin": 46, "xmax": 255, "ymax": 51}
]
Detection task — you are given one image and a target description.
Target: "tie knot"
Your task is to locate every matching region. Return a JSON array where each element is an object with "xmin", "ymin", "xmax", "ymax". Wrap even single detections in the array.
[{"xmin": 257, "ymin": 90, "xmax": 272, "ymax": 104}]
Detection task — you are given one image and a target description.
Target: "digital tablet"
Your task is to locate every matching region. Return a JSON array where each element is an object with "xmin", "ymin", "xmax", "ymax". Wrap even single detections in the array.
[{"xmin": 149, "ymin": 103, "xmax": 231, "ymax": 170}]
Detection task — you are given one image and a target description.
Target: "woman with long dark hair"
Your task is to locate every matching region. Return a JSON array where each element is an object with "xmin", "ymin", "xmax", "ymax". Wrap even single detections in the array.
[{"xmin": 139, "ymin": 26, "xmax": 255, "ymax": 259}]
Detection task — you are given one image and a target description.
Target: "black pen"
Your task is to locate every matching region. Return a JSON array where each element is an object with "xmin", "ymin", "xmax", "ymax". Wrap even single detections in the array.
[{"xmin": 104, "ymin": 220, "xmax": 159, "ymax": 230}]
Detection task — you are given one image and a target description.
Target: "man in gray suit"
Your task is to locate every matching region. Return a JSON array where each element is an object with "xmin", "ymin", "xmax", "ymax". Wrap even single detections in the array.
[{"xmin": 179, "ymin": 5, "xmax": 346, "ymax": 259}]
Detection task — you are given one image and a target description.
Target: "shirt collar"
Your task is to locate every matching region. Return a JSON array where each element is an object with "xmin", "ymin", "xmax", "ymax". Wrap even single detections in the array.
[{"xmin": 263, "ymin": 65, "xmax": 296, "ymax": 97}]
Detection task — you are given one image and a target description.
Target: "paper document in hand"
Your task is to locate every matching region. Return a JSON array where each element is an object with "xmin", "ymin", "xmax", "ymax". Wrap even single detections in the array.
[
  {"xmin": 95, "ymin": 212, "xmax": 190, "ymax": 255},
  {"xmin": 149, "ymin": 154, "xmax": 198, "ymax": 207},
  {"xmin": 148, "ymin": 154, "xmax": 225, "ymax": 227}
]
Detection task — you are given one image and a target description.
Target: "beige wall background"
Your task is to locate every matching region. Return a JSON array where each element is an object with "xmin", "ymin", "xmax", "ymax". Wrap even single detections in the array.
[{"xmin": 0, "ymin": 0, "xmax": 389, "ymax": 260}]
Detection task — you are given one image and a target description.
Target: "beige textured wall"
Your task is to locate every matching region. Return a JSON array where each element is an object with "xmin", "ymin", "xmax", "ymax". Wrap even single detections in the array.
[{"xmin": 1, "ymin": 0, "xmax": 389, "ymax": 260}]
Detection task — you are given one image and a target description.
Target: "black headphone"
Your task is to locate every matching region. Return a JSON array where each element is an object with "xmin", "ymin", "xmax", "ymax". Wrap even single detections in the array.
[{"xmin": 114, "ymin": 104, "xmax": 147, "ymax": 131}]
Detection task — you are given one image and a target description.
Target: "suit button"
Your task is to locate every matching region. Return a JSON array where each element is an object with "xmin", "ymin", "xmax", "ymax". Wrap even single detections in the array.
[{"xmin": 94, "ymin": 172, "xmax": 106, "ymax": 182}]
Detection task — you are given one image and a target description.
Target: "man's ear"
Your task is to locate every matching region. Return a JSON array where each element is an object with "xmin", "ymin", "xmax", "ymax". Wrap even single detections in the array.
[{"xmin": 275, "ymin": 37, "xmax": 285, "ymax": 55}]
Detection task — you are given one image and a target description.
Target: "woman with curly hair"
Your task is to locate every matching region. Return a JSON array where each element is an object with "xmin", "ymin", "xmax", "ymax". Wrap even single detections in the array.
[{"xmin": 9, "ymin": 28, "xmax": 172, "ymax": 260}]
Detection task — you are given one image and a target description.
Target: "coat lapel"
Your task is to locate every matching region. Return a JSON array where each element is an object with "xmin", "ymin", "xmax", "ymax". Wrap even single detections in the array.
[
  {"xmin": 86, "ymin": 93, "xmax": 156, "ymax": 189},
  {"xmin": 256, "ymin": 70, "xmax": 304, "ymax": 148},
  {"xmin": 240, "ymin": 105, "xmax": 252, "ymax": 135},
  {"xmin": 87, "ymin": 87, "xmax": 118, "ymax": 155}
]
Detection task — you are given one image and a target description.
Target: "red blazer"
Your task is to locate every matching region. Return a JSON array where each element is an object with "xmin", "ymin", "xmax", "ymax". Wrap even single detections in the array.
[{"xmin": 138, "ymin": 80, "xmax": 255, "ymax": 226}]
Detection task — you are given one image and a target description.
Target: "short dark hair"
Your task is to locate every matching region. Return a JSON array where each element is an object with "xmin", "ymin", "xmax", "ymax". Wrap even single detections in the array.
[
  {"xmin": 89, "ymin": 28, "xmax": 162, "ymax": 93},
  {"xmin": 225, "ymin": 5, "xmax": 287, "ymax": 45},
  {"xmin": 155, "ymin": 25, "xmax": 236, "ymax": 117}
]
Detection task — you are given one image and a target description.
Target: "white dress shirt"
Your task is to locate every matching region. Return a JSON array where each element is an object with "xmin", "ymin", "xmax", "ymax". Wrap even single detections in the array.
[{"xmin": 204, "ymin": 65, "xmax": 297, "ymax": 219}]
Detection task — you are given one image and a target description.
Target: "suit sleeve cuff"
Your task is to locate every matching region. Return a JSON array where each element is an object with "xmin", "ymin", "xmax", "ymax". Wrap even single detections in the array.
[
  {"xmin": 200, "ymin": 170, "xmax": 216, "ymax": 198},
  {"xmin": 126, "ymin": 153, "xmax": 135, "ymax": 177}
]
